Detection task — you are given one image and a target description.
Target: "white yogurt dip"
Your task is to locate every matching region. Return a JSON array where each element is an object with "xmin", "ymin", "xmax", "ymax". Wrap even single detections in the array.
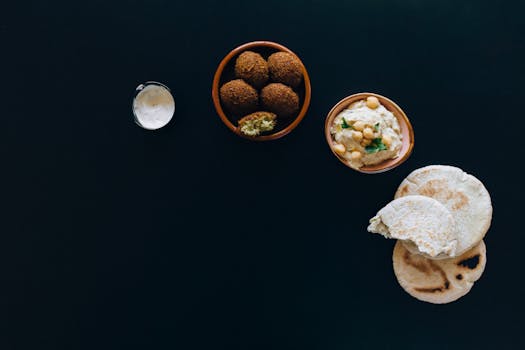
[{"xmin": 132, "ymin": 82, "xmax": 175, "ymax": 130}]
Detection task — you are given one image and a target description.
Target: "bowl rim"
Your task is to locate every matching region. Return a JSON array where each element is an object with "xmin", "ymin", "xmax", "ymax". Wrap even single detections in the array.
[
  {"xmin": 324, "ymin": 92, "xmax": 414, "ymax": 174},
  {"xmin": 212, "ymin": 41, "xmax": 311, "ymax": 141}
]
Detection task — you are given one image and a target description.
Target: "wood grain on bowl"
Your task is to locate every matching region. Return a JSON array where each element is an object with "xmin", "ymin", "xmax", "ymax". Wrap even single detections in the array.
[
  {"xmin": 212, "ymin": 41, "xmax": 311, "ymax": 141},
  {"xmin": 324, "ymin": 93, "xmax": 414, "ymax": 174}
]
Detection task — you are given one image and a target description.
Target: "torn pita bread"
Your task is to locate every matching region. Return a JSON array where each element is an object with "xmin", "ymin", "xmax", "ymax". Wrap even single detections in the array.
[{"xmin": 368, "ymin": 195, "xmax": 458, "ymax": 259}]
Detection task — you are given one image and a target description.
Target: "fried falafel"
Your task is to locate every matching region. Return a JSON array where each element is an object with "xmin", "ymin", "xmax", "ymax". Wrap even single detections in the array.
[
  {"xmin": 219, "ymin": 79, "xmax": 258, "ymax": 115},
  {"xmin": 234, "ymin": 51, "xmax": 269, "ymax": 88},
  {"xmin": 267, "ymin": 52, "xmax": 303, "ymax": 88},
  {"xmin": 238, "ymin": 111, "xmax": 277, "ymax": 136},
  {"xmin": 260, "ymin": 83, "xmax": 300, "ymax": 117}
]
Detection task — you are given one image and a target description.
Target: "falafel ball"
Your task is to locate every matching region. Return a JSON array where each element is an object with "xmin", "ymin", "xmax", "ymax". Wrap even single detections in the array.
[
  {"xmin": 267, "ymin": 52, "xmax": 303, "ymax": 88},
  {"xmin": 219, "ymin": 79, "xmax": 258, "ymax": 115},
  {"xmin": 234, "ymin": 51, "xmax": 269, "ymax": 88},
  {"xmin": 260, "ymin": 83, "xmax": 300, "ymax": 117}
]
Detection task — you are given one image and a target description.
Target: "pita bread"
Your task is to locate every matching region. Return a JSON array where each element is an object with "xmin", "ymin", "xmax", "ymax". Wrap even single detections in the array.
[
  {"xmin": 392, "ymin": 240, "xmax": 486, "ymax": 304},
  {"xmin": 368, "ymin": 195, "xmax": 458, "ymax": 259},
  {"xmin": 395, "ymin": 165, "xmax": 492, "ymax": 255}
]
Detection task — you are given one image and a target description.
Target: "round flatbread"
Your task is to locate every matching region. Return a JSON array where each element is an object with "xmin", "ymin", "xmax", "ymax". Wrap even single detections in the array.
[
  {"xmin": 392, "ymin": 240, "xmax": 486, "ymax": 304},
  {"xmin": 395, "ymin": 165, "xmax": 492, "ymax": 255},
  {"xmin": 367, "ymin": 195, "xmax": 458, "ymax": 259}
]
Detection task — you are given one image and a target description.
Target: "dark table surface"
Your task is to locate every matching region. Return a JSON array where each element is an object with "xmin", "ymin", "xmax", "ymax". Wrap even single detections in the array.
[{"xmin": 2, "ymin": 1, "xmax": 524, "ymax": 349}]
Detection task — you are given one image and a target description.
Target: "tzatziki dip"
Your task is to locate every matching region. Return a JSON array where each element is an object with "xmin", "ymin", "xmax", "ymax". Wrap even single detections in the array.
[
  {"xmin": 330, "ymin": 96, "xmax": 402, "ymax": 169},
  {"xmin": 132, "ymin": 82, "xmax": 175, "ymax": 130}
]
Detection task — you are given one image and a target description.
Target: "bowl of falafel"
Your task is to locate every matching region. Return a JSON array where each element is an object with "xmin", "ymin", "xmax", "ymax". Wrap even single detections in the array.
[{"xmin": 212, "ymin": 41, "xmax": 311, "ymax": 141}]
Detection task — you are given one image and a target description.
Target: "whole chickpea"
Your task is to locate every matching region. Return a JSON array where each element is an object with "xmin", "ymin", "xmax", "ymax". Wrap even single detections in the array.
[
  {"xmin": 332, "ymin": 143, "xmax": 346, "ymax": 155},
  {"xmin": 353, "ymin": 120, "xmax": 365, "ymax": 131},
  {"xmin": 382, "ymin": 134, "xmax": 392, "ymax": 147},
  {"xmin": 363, "ymin": 127, "xmax": 375, "ymax": 139},
  {"xmin": 366, "ymin": 96, "xmax": 380, "ymax": 109},
  {"xmin": 351, "ymin": 130, "xmax": 363, "ymax": 142},
  {"xmin": 361, "ymin": 138, "xmax": 372, "ymax": 146},
  {"xmin": 350, "ymin": 151, "xmax": 362, "ymax": 161}
]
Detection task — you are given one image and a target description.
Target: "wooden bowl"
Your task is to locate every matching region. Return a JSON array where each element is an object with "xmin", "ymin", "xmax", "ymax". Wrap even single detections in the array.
[
  {"xmin": 324, "ymin": 93, "xmax": 414, "ymax": 174},
  {"xmin": 212, "ymin": 41, "xmax": 311, "ymax": 141}
]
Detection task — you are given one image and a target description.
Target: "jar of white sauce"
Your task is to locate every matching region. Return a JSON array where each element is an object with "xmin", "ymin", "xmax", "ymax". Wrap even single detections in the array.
[{"xmin": 132, "ymin": 81, "xmax": 175, "ymax": 130}]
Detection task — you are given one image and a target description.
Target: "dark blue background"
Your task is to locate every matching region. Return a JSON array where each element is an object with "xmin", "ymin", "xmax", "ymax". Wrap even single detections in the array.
[{"xmin": 2, "ymin": 1, "xmax": 524, "ymax": 349}]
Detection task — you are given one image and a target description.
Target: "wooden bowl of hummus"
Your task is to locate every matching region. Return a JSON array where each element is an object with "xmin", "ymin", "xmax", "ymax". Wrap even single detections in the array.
[{"xmin": 325, "ymin": 93, "xmax": 414, "ymax": 173}]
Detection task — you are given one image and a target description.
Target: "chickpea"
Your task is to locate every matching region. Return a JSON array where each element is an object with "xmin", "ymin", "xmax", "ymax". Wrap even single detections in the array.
[
  {"xmin": 361, "ymin": 138, "xmax": 372, "ymax": 146},
  {"xmin": 351, "ymin": 130, "xmax": 363, "ymax": 142},
  {"xmin": 366, "ymin": 96, "xmax": 380, "ymax": 109},
  {"xmin": 382, "ymin": 134, "xmax": 392, "ymax": 147},
  {"xmin": 351, "ymin": 151, "xmax": 362, "ymax": 161},
  {"xmin": 332, "ymin": 143, "xmax": 346, "ymax": 155},
  {"xmin": 363, "ymin": 127, "xmax": 375, "ymax": 139},
  {"xmin": 353, "ymin": 120, "xmax": 365, "ymax": 131}
]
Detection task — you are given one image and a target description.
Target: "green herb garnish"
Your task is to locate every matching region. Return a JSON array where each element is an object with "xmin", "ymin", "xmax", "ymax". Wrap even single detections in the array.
[
  {"xmin": 374, "ymin": 122, "xmax": 380, "ymax": 131},
  {"xmin": 365, "ymin": 138, "xmax": 388, "ymax": 154},
  {"xmin": 341, "ymin": 118, "xmax": 352, "ymax": 129}
]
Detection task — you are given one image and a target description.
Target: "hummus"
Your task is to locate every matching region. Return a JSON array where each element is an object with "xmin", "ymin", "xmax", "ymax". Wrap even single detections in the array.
[{"xmin": 330, "ymin": 97, "xmax": 402, "ymax": 169}]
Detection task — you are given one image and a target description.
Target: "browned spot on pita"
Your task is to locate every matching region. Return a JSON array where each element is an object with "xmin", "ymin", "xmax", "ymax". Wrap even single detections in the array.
[
  {"xmin": 414, "ymin": 260, "xmax": 451, "ymax": 293},
  {"xmin": 452, "ymin": 192, "xmax": 469, "ymax": 210},
  {"xmin": 456, "ymin": 274, "xmax": 463, "ymax": 280},
  {"xmin": 457, "ymin": 254, "xmax": 480, "ymax": 269},
  {"xmin": 415, "ymin": 286, "xmax": 445, "ymax": 293},
  {"xmin": 419, "ymin": 179, "xmax": 447, "ymax": 197},
  {"xmin": 415, "ymin": 281, "xmax": 450, "ymax": 293},
  {"xmin": 398, "ymin": 185, "xmax": 409, "ymax": 197},
  {"xmin": 403, "ymin": 251, "xmax": 430, "ymax": 274}
]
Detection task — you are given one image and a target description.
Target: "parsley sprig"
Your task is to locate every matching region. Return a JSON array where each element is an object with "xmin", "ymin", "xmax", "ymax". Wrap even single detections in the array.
[
  {"xmin": 341, "ymin": 118, "xmax": 352, "ymax": 129},
  {"xmin": 365, "ymin": 138, "xmax": 388, "ymax": 154}
]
